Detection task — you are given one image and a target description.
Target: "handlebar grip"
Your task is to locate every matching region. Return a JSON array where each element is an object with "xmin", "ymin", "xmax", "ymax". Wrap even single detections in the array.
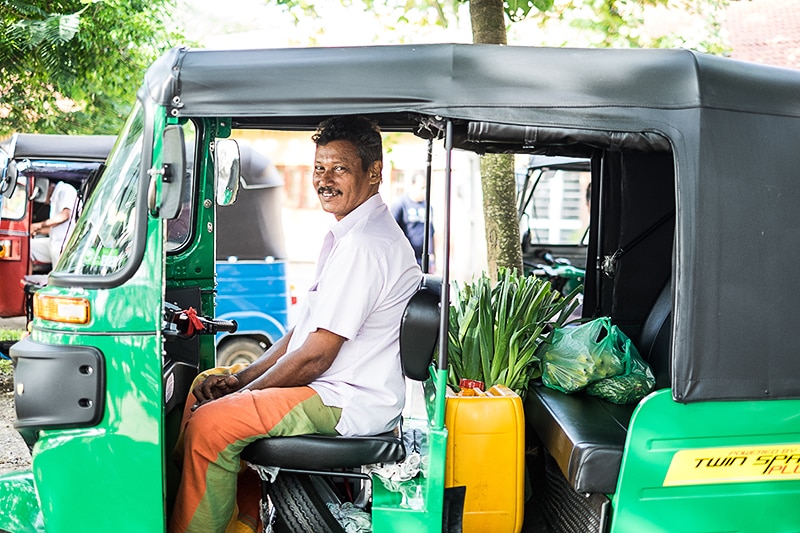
[{"xmin": 214, "ymin": 319, "xmax": 238, "ymax": 334}]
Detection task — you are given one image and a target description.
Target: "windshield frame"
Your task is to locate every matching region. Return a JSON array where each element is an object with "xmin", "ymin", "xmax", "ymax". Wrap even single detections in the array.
[{"xmin": 48, "ymin": 99, "xmax": 155, "ymax": 289}]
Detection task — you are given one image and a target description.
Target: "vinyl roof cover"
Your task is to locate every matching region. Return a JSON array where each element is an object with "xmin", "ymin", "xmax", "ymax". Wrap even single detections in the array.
[
  {"xmin": 3, "ymin": 133, "xmax": 116, "ymax": 161},
  {"xmin": 143, "ymin": 44, "xmax": 800, "ymax": 124},
  {"xmin": 141, "ymin": 44, "xmax": 800, "ymax": 403}
]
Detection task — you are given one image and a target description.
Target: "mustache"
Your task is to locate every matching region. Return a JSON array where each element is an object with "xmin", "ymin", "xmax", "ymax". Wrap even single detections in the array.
[{"xmin": 317, "ymin": 186, "xmax": 341, "ymax": 195}]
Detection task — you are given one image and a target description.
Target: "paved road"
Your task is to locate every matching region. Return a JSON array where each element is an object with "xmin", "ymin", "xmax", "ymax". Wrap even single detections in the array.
[
  {"xmin": 0, "ymin": 316, "xmax": 26, "ymax": 331},
  {"xmin": 0, "ymin": 315, "xmax": 29, "ymax": 475}
]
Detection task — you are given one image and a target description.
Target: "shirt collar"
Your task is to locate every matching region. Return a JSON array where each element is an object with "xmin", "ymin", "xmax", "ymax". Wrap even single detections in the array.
[{"xmin": 329, "ymin": 193, "xmax": 383, "ymax": 241}]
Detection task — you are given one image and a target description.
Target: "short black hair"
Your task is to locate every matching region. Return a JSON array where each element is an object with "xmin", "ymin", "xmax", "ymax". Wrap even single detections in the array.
[{"xmin": 312, "ymin": 116, "xmax": 382, "ymax": 172}]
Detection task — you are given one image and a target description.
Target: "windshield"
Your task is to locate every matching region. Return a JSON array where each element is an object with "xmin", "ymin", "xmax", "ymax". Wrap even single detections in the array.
[
  {"xmin": 1, "ymin": 161, "xmax": 104, "ymax": 221},
  {"xmin": 519, "ymin": 160, "xmax": 591, "ymax": 246},
  {"xmin": 0, "ymin": 176, "xmax": 27, "ymax": 220},
  {"xmin": 56, "ymin": 104, "xmax": 142, "ymax": 276}
]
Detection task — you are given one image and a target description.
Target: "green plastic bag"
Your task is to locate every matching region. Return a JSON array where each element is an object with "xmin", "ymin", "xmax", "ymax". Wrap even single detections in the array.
[
  {"xmin": 586, "ymin": 353, "xmax": 655, "ymax": 404},
  {"xmin": 542, "ymin": 317, "xmax": 655, "ymax": 404}
]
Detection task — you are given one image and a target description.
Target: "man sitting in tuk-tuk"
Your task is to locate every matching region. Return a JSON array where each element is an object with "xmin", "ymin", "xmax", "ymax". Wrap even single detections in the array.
[
  {"xmin": 169, "ymin": 116, "xmax": 422, "ymax": 533},
  {"xmin": 29, "ymin": 179, "xmax": 78, "ymax": 267}
]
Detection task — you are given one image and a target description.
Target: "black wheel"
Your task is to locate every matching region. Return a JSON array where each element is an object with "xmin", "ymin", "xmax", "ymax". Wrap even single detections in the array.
[
  {"xmin": 269, "ymin": 473, "xmax": 345, "ymax": 533},
  {"xmin": 216, "ymin": 337, "xmax": 266, "ymax": 366}
]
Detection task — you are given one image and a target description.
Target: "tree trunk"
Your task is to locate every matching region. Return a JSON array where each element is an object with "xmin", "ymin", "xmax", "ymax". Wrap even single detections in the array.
[
  {"xmin": 469, "ymin": 0, "xmax": 523, "ymax": 281},
  {"xmin": 480, "ymin": 153, "xmax": 522, "ymax": 281},
  {"xmin": 470, "ymin": 0, "xmax": 507, "ymax": 45}
]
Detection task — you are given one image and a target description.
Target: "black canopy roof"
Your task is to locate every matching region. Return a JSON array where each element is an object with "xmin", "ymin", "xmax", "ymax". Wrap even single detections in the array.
[
  {"xmin": 2, "ymin": 133, "xmax": 116, "ymax": 162},
  {"xmin": 140, "ymin": 44, "xmax": 800, "ymax": 403},
  {"xmin": 143, "ymin": 44, "xmax": 800, "ymax": 128}
]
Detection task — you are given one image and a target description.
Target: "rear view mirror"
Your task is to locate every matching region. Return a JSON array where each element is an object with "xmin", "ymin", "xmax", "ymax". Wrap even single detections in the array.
[
  {"xmin": 158, "ymin": 125, "xmax": 187, "ymax": 219},
  {"xmin": 214, "ymin": 139, "xmax": 240, "ymax": 206},
  {"xmin": 0, "ymin": 149, "xmax": 18, "ymax": 198}
]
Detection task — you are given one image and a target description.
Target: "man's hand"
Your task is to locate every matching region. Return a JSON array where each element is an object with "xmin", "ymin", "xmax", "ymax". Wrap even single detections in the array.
[
  {"xmin": 191, "ymin": 373, "xmax": 242, "ymax": 410},
  {"xmin": 30, "ymin": 222, "xmax": 48, "ymax": 236}
]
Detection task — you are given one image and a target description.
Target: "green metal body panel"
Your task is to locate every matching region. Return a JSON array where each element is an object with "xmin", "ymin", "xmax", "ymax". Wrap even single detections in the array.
[
  {"xmin": 612, "ymin": 389, "xmax": 800, "ymax": 532},
  {"xmin": 0, "ymin": 104, "xmax": 199, "ymax": 532},
  {"xmin": 19, "ymin": 213, "xmax": 166, "ymax": 532},
  {"xmin": 164, "ymin": 119, "xmax": 219, "ymax": 372},
  {"xmin": 372, "ymin": 426, "xmax": 448, "ymax": 531},
  {"xmin": 372, "ymin": 368, "xmax": 448, "ymax": 531},
  {"xmin": 161, "ymin": 118, "xmax": 219, "ymax": 506},
  {"xmin": 0, "ymin": 471, "xmax": 45, "ymax": 533}
]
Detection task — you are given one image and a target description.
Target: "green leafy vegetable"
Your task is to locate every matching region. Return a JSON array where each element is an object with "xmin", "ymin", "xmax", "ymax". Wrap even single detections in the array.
[{"xmin": 447, "ymin": 268, "xmax": 580, "ymax": 397}]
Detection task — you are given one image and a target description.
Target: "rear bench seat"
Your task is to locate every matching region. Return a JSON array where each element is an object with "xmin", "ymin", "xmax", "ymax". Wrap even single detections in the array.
[{"xmin": 525, "ymin": 283, "xmax": 672, "ymax": 494}]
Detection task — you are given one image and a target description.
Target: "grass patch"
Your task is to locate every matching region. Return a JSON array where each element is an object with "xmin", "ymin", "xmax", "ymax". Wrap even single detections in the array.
[
  {"xmin": 0, "ymin": 330, "xmax": 25, "ymax": 342},
  {"xmin": 1, "ymin": 330, "xmax": 24, "ymax": 374}
]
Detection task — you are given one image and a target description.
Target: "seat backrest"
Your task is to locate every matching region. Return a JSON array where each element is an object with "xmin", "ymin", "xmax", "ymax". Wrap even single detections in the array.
[
  {"xmin": 399, "ymin": 275, "xmax": 442, "ymax": 381},
  {"xmin": 638, "ymin": 281, "xmax": 672, "ymax": 389}
]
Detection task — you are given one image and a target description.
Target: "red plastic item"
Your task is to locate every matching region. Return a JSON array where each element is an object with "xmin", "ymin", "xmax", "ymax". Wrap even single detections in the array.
[{"xmin": 459, "ymin": 379, "xmax": 485, "ymax": 391}]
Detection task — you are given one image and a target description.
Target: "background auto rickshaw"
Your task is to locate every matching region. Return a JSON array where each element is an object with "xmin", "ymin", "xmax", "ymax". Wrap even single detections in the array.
[
  {"xmin": 0, "ymin": 134, "xmax": 115, "ymax": 318},
  {"xmin": 2, "ymin": 44, "xmax": 800, "ymax": 533},
  {"xmin": 518, "ymin": 155, "xmax": 589, "ymax": 298}
]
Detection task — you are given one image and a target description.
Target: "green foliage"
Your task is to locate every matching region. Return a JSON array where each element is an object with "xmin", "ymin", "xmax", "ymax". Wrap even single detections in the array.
[
  {"xmin": 0, "ymin": 0, "xmax": 186, "ymax": 136},
  {"xmin": 504, "ymin": 0, "xmax": 554, "ymax": 21},
  {"xmin": 269, "ymin": 1, "xmax": 728, "ymax": 55},
  {"xmin": 0, "ymin": 330, "xmax": 25, "ymax": 342},
  {"xmin": 447, "ymin": 268, "xmax": 580, "ymax": 396},
  {"xmin": 0, "ymin": 330, "xmax": 23, "ymax": 375},
  {"xmin": 273, "ymin": 0, "xmax": 321, "ymax": 23},
  {"xmin": 538, "ymin": 0, "xmax": 728, "ymax": 53}
]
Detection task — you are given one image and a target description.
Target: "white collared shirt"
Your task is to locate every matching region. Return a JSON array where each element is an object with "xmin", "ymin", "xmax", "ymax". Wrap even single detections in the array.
[{"xmin": 288, "ymin": 193, "xmax": 422, "ymax": 436}]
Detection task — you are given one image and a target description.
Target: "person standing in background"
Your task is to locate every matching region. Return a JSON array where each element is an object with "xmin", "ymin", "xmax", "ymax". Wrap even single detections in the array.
[{"xmin": 392, "ymin": 172, "xmax": 435, "ymax": 272}]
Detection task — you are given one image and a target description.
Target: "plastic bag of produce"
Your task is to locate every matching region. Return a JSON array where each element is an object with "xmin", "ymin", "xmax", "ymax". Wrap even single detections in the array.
[
  {"xmin": 542, "ymin": 317, "xmax": 654, "ymax": 404},
  {"xmin": 586, "ymin": 344, "xmax": 655, "ymax": 404}
]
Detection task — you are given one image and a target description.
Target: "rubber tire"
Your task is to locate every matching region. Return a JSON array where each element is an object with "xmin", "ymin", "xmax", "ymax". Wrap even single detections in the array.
[
  {"xmin": 270, "ymin": 473, "xmax": 345, "ymax": 533},
  {"xmin": 216, "ymin": 337, "xmax": 266, "ymax": 366}
]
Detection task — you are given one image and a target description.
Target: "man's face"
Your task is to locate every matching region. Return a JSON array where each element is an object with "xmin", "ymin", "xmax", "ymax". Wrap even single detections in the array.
[{"xmin": 314, "ymin": 139, "xmax": 382, "ymax": 220}]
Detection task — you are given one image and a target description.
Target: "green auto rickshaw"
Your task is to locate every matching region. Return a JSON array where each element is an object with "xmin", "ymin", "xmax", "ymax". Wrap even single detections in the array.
[{"xmin": 2, "ymin": 44, "xmax": 800, "ymax": 532}]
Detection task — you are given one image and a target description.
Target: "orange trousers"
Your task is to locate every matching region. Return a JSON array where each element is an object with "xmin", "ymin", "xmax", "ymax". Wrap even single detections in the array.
[{"xmin": 168, "ymin": 367, "xmax": 341, "ymax": 533}]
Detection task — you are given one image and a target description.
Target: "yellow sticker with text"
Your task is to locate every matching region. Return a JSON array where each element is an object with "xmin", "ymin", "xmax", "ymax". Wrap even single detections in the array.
[{"xmin": 663, "ymin": 444, "xmax": 800, "ymax": 486}]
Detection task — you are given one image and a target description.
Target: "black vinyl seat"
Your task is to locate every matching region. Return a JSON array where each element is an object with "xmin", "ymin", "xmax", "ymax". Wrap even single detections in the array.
[
  {"xmin": 525, "ymin": 282, "xmax": 672, "ymax": 494},
  {"xmin": 241, "ymin": 429, "xmax": 405, "ymax": 471},
  {"xmin": 242, "ymin": 275, "xmax": 442, "ymax": 475}
]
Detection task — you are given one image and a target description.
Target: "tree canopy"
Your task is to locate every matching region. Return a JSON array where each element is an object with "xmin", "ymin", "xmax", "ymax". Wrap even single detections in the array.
[{"xmin": 0, "ymin": 0, "xmax": 185, "ymax": 136}]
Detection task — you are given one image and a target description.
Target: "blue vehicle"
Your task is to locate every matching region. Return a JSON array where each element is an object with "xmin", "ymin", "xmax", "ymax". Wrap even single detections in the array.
[{"xmin": 215, "ymin": 261, "xmax": 290, "ymax": 365}]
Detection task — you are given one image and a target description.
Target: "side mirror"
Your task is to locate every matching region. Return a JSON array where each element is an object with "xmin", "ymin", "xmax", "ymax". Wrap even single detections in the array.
[
  {"xmin": 0, "ymin": 149, "xmax": 18, "ymax": 198},
  {"xmin": 156, "ymin": 125, "xmax": 187, "ymax": 219},
  {"xmin": 30, "ymin": 177, "xmax": 50, "ymax": 202},
  {"xmin": 214, "ymin": 139, "xmax": 240, "ymax": 206}
]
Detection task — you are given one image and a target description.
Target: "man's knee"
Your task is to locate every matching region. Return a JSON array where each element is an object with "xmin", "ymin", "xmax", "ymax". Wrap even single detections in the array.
[{"xmin": 183, "ymin": 401, "xmax": 224, "ymax": 450}]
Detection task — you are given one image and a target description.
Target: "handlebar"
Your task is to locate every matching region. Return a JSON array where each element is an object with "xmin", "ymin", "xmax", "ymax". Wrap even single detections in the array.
[
  {"xmin": 199, "ymin": 317, "xmax": 238, "ymax": 334},
  {"xmin": 163, "ymin": 302, "xmax": 238, "ymax": 339}
]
